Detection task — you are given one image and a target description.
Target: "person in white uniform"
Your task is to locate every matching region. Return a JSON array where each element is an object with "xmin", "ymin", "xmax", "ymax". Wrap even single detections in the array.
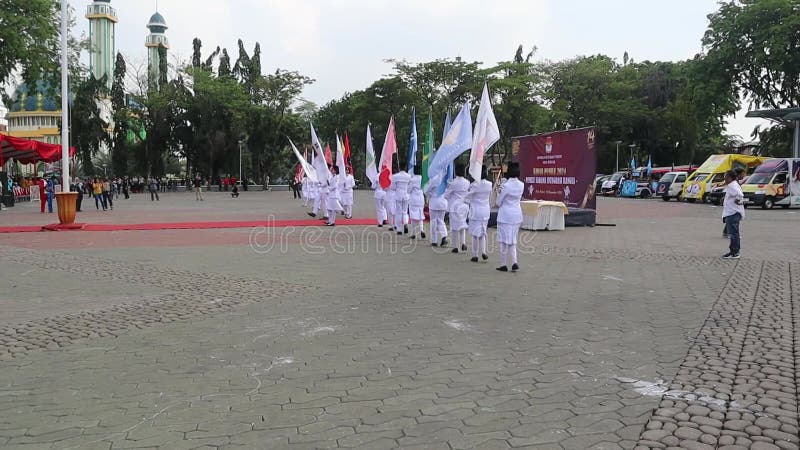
[
  {"xmin": 445, "ymin": 165, "xmax": 470, "ymax": 253},
  {"xmin": 464, "ymin": 167, "xmax": 493, "ymax": 262},
  {"xmin": 426, "ymin": 179, "xmax": 449, "ymax": 247},
  {"xmin": 372, "ymin": 179, "xmax": 387, "ymax": 227},
  {"xmin": 301, "ymin": 177, "xmax": 310, "ymax": 207},
  {"xmin": 307, "ymin": 179, "xmax": 323, "ymax": 218},
  {"xmin": 495, "ymin": 163, "xmax": 524, "ymax": 272},
  {"xmin": 385, "ymin": 178, "xmax": 397, "ymax": 231},
  {"xmin": 325, "ymin": 166, "xmax": 343, "ymax": 226},
  {"xmin": 408, "ymin": 168, "xmax": 426, "ymax": 239},
  {"xmin": 392, "ymin": 168, "xmax": 412, "ymax": 235},
  {"xmin": 340, "ymin": 169, "xmax": 356, "ymax": 219}
]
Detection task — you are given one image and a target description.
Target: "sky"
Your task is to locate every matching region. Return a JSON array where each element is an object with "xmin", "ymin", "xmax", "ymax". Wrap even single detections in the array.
[{"xmin": 4, "ymin": 0, "xmax": 769, "ymax": 139}]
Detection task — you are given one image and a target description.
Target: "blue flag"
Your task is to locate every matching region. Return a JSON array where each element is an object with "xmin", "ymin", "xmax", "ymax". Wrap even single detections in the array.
[
  {"xmin": 438, "ymin": 111, "xmax": 453, "ymax": 195},
  {"xmin": 428, "ymin": 103, "xmax": 472, "ymax": 193},
  {"xmin": 407, "ymin": 107, "xmax": 417, "ymax": 172},
  {"xmin": 646, "ymin": 155, "xmax": 652, "ymax": 175},
  {"xmin": 630, "ymin": 157, "xmax": 636, "ymax": 170}
]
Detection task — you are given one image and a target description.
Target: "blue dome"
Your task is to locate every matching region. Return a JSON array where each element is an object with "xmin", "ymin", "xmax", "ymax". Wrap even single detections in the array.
[
  {"xmin": 147, "ymin": 12, "xmax": 168, "ymax": 32},
  {"xmin": 9, "ymin": 81, "xmax": 60, "ymax": 113}
]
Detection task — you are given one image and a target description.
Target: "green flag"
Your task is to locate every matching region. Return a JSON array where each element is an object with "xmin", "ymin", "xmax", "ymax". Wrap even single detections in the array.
[{"xmin": 421, "ymin": 112, "xmax": 434, "ymax": 187}]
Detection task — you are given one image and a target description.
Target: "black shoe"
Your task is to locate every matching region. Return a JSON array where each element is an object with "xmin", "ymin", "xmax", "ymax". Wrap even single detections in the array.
[
  {"xmin": 410, "ymin": 235, "xmax": 416, "ymax": 240},
  {"xmin": 325, "ymin": 223, "xmax": 335, "ymax": 227},
  {"xmin": 420, "ymin": 232, "xmax": 426, "ymax": 239},
  {"xmin": 482, "ymin": 254, "xmax": 489, "ymax": 261},
  {"xmin": 496, "ymin": 266, "xmax": 508, "ymax": 272},
  {"xmin": 511, "ymin": 263, "xmax": 519, "ymax": 272},
  {"xmin": 431, "ymin": 243, "xmax": 438, "ymax": 247},
  {"xmin": 461, "ymin": 244, "xmax": 467, "ymax": 251},
  {"xmin": 722, "ymin": 253, "xmax": 740, "ymax": 259},
  {"xmin": 404, "ymin": 225, "xmax": 408, "ymax": 234},
  {"xmin": 307, "ymin": 212, "xmax": 316, "ymax": 218},
  {"xmin": 451, "ymin": 248, "xmax": 459, "ymax": 254},
  {"xmin": 383, "ymin": 220, "xmax": 389, "ymax": 225},
  {"xmin": 388, "ymin": 227, "xmax": 395, "ymax": 231},
  {"xmin": 321, "ymin": 217, "xmax": 328, "ymax": 221},
  {"xmin": 441, "ymin": 238, "xmax": 448, "ymax": 246},
  {"xmin": 470, "ymin": 257, "xmax": 479, "ymax": 263},
  {"xmin": 397, "ymin": 232, "xmax": 403, "ymax": 236},
  {"xmin": 377, "ymin": 224, "xmax": 383, "ymax": 228}
]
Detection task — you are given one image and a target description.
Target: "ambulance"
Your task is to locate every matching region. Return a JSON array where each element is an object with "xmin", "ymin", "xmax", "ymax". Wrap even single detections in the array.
[{"xmin": 681, "ymin": 154, "xmax": 767, "ymax": 203}]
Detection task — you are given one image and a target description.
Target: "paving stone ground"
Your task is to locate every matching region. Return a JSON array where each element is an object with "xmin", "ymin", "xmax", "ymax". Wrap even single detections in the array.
[{"xmin": 0, "ymin": 191, "xmax": 798, "ymax": 449}]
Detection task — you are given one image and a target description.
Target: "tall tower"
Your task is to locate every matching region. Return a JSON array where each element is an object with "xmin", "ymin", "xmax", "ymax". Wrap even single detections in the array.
[
  {"xmin": 146, "ymin": 11, "xmax": 170, "ymax": 89},
  {"xmin": 86, "ymin": 0, "xmax": 118, "ymax": 90}
]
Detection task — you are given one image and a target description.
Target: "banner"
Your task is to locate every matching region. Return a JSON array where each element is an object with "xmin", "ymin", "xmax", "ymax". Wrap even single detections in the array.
[{"xmin": 514, "ymin": 127, "xmax": 597, "ymax": 209}]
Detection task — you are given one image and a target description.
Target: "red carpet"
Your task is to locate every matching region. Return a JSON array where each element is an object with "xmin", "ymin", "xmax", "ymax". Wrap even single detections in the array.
[{"xmin": 0, "ymin": 218, "xmax": 376, "ymax": 233}]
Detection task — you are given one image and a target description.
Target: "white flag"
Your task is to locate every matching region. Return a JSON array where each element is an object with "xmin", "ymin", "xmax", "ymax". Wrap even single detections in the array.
[
  {"xmin": 289, "ymin": 138, "xmax": 318, "ymax": 183},
  {"xmin": 335, "ymin": 133, "xmax": 347, "ymax": 178},
  {"xmin": 365, "ymin": 124, "xmax": 378, "ymax": 184},
  {"xmin": 469, "ymin": 83, "xmax": 500, "ymax": 181},
  {"xmin": 310, "ymin": 122, "xmax": 330, "ymax": 182}
]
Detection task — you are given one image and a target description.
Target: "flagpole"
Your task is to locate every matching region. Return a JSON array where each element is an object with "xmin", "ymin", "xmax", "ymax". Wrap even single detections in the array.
[{"xmin": 60, "ymin": 0, "xmax": 70, "ymax": 188}]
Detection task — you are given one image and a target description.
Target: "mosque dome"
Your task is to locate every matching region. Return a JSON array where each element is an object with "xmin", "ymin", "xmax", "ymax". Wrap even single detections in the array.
[
  {"xmin": 8, "ymin": 81, "xmax": 60, "ymax": 113},
  {"xmin": 147, "ymin": 12, "xmax": 168, "ymax": 34}
]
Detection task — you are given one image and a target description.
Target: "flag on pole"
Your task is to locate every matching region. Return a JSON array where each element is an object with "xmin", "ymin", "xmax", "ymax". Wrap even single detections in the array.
[
  {"xmin": 407, "ymin": 107, "xmax": 417, "ymax": 173},
  {"xmin": 310, "ymin": 122, "xmax": 330, "ymax": 182},
  {"xmin": 469, "ymin": 83, "xmax": 500, "ymax": 181},
  {"xmin": 365, "ymin": 124, "xmax": 378, "ymax": 184},
  {"xmin": 378, "ymin": 117, "xmax": 397, "ymax": 189},
  {"xmin": 289, "ymin": 138, "xmax": 317, "ymax": 183},
  {"xmin": 428, "ymin": 102, "xmax": 472, "ymax": 194},
  {"xmin": 335, "ymin": 133, "xmax": 347, "ymax": 178},
  {"xmin": 436, "ymin": 111, "xmax": 454, "ymax": 196},
  {"xmin": 421, "ymin": 112, "xmax": 434, "ymax": 187},
  {"xmin": 646, "ymin": 155, "xmax": 652, "ymax": 176},
  {"xmin": 630, "ymin": 157, "xmax": 636, "ymax": 171},
  {"xmin": 324, "ymin": 143, "xmax": 333, "ymax": 166},
  {"xmin": 343, "ymin": 132, "xmax": 353, "ymax": 174}
]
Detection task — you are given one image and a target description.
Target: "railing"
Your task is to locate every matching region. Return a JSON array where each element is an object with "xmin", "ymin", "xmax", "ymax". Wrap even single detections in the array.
[
  {"xmin": 86, "ymin": 4, "xmax": 117, "ymax": 18},
  {"xmin": 145, "ymin": 35, "xmax": 170, "ymax": 47}
]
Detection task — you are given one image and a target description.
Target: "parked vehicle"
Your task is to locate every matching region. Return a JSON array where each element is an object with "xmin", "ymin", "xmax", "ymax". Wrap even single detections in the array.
[
  {"xmin": 707, "ymin": 176, "xmax": 750, "ymax": 205},
  {"xmin": 594, "ymin": 175, "xmax": 610, "ymax": 196},
  {"xmin": 742, "ymin": 158, "xmax": 800, "ymax": 209},
  {"xmin": 681, "ymin": 154, "xmax": 767, "ymax": 203},
  {"xmin": 619, "ymin": 179, "xmax": 653, "ymax": 198},
  {"xmin": 657, "ymin": 171, "xmax": 689, "ymax": 201},
  {"xmin": 601, "ymin": 172, "xmax": 626, "ymax": 196}
]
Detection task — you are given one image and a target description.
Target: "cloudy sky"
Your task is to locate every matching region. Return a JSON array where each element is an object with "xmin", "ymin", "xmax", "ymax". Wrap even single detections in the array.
[{"xmin": 63, "ymin": 0, "xmax": 768, "ymax": 138}]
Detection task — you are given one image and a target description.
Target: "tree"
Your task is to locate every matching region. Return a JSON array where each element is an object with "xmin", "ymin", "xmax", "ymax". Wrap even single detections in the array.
[
  {"xmin": 69, "ymin": 75, "xmax": 109, "ymax": 175},
  {"xmin": 110, "ymin": 52, "xmax": 129, "ymax": 175},
  {"xmin": 0, "ymin": 0, "xmax": 58, "ymax": 88}
]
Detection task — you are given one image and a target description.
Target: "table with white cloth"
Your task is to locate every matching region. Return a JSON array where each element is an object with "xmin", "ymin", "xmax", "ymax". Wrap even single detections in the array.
[{"xmin": 520, "ymin": 200, "xmax": 569, "ymax": 231}]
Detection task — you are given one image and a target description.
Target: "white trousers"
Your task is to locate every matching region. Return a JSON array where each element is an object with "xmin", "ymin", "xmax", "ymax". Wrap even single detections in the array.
[
  {"xmin": 429, "ymin": 210, "xmax": 447, "ymax": 242},
  {"xmin": 394, "ymin": 199, "xmax": 409, "ymax": 231},
  {"xmin": 374, "ymin": 197, "xmax": 387, "ymax": 225}
]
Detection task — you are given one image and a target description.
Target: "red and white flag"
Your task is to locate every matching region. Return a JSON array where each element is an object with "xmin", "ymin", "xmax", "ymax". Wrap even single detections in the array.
[
  {"xmin": 378, "ymin": 117, "xmax": 397, "ymax": 189},
  {"xmin": 469, "ymin": 83, "xmax": 500, "ymax": 181}
]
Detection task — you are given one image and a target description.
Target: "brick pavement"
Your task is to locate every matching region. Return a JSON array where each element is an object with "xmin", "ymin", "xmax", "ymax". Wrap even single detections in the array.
[{"xmin": 0, "ymin": 195, "xmax": 798, "ymax": 449}]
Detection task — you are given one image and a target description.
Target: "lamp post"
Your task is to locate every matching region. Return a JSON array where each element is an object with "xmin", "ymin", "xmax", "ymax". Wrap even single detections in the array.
[
  {"xmin": 628, "ymin": 144, "xmax": 637, "ymax": 169},
  {"xmin": 60, "ymin": 0, "xmax": 69, "ymax": 188},
  {"xmin": 614, "ymin": 141, "xmax": 622, "ymax": 172}
]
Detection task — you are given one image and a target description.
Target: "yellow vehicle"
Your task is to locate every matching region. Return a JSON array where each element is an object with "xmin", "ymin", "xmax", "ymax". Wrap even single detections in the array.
[
  {"xmin": 742, "ymin": 158, "xmax": 800, "ymax": 209},
  {"xmin": 681, "ymin": 154, "xmax": 767, "ymax": 203}
]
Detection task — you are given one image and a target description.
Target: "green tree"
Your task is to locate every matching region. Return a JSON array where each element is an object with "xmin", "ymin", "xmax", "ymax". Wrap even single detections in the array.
[
  {"xmin": 110, "ymin": 52, "xmax": 129, "ymax": 175},
  {"xmin": 69, "ymin": 75, "xmax": 109, "ymax": 176},
  {"xmin": 0, "ymin": 0, "xmax": 58, "ymax": 88}
]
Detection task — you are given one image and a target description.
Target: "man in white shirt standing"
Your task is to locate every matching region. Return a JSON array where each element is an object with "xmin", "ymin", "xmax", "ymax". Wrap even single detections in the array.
[
  {"xmin": 340, "ymin": 168, "xmax": 356, "ymax": 219},
  {"xmin": 722, "ymin": 170, "xmax": 744, "ymax": 259}
]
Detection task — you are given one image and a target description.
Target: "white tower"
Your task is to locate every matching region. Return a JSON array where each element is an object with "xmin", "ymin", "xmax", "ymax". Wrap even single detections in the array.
[
  {"xmin": 146, "ymin": 11, "xmax": 170, "ymax": 89},
  {"xmin": 86, "ymin": 0, "xmax": 117, "ymax": 90}
]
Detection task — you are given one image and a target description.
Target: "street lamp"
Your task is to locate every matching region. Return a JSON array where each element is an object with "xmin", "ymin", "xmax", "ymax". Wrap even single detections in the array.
[{"xmin": 614, "ymin": 141, "xmax": 622, "ymax": 172}]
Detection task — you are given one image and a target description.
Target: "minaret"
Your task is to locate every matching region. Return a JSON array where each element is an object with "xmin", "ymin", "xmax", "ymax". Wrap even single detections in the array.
[
  {"xmin": 146, "ymin": 10, "xmax": 170, "ymax": 89},
  {"xmin": 85, "ymin": 0, "xmax": 118, "ymax": 90}
]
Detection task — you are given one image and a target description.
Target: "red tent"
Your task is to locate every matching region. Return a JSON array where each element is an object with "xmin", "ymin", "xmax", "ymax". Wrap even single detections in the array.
[{"xmin": 0, "ymin": 133, "xmax": 76, "ymax": 166}]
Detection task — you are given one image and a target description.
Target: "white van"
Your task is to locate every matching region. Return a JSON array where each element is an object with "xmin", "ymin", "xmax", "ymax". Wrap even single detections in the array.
[{"xmin": 656, "ymin": 171, "xmax": 688, "ymax": 201}]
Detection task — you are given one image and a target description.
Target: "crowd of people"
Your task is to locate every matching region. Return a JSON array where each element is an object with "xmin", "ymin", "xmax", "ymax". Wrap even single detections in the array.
[{"xmin": 300, "ymin": 163, "xmax": 525, "ymax": 272}]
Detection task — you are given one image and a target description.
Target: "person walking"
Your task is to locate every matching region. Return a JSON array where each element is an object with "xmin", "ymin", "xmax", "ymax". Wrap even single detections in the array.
[
  {"xmin": 372, "ymin": 179, "xmax": 387, "ymax": 227},
  {"xmin": 408, "ymin": 168, "xmax": 426, "ymax": 239},
  {"xmin": 495, "ymin": 163, "xmax": 524, "ymax": 272},
  {"xmin": 340, "ymin": 168, "xmax": 356, "ymax": 219},
  {"xmin": 465, "ymin": 167, "xmax": 493, "ymax": 262},
  {"xmin": 93, "ymin": 178, "xmax": 107, "ymax": 210},
  {"xmin": 148, "ymin": 177, "xmax": 160, "ymax": 201},
  {"xmin": 102, "ymin": 177, "xmax": 113, "ymax": 210},
  {"xmin": 38, "ymin": 177, "xmax": 47, "ymax": 213},
  {"xmin": 325, "ymin": 166, "xmax": 343, "ymax": 226},
  {"xmin": 45, "ymin": 176, "xmax": 56, "ymax": 213},
  {"xmin": 445, "ymin": 165, "xmax": 470, "ymax": 253},
  {"xmin": 722, "ymin": 170, "xmax": 744, "ymax": 259}
]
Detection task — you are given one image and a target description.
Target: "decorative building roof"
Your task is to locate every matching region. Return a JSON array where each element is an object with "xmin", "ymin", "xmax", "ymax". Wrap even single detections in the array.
[
  {"xmin": 8, "ymin": 81, "xmax": 60, "ymax": 113},
  {"xmin": 147, "ymin": 12, "xmax": 168, "ymax": 34}
]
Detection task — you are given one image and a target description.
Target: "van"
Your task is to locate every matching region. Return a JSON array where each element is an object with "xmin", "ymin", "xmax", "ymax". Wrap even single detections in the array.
[
  {"xmin": 682, "ymin": 154, "xmax": 767, "ymax": 203},
  {"xmin": 742, "ymin": 158, "xmax": 800, "ymax": 209},
  {"xmin": 656, "ymin": 171, "xmax": 688, "ymax": 201}
]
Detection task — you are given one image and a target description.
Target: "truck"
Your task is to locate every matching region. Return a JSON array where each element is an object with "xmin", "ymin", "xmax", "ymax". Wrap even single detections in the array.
[
  {"xmin": 681, "ymin": 154, "xmax": 767, "ymax": 203},
  {"xmin": 741, "ymin": 158, "xmax": 800, "ymax": 209}
]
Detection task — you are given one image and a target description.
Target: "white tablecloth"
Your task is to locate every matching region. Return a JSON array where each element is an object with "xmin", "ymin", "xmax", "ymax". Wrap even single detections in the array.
[{"xmin": 520, "ymin": 200, "xmax": 567, "ymax": 231}]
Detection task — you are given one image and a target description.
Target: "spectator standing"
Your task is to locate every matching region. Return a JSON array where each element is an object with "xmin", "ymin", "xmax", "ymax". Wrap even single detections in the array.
[
  {"xmin": 148, "ymin": 177, "xmax": 160, "ymax": 201},
  {"xmin": 93, "ymin": 178, "xmax": 106, "ymax": 210},
  {"xmin": 194, "ymin": 176, "xmax": 204, "ymax": 201},
  {"xmin": 722, "ymin": 170, "xmax": 744, "ymax": 259},
  {"xmin": 102, "ymin": 178, "xmax": 113, "ymax": 210}
]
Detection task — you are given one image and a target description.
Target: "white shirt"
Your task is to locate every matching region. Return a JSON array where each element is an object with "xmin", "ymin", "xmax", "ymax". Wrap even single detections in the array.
[
  {"xmin": 466, "ymin": 179, "xmax": 493, "ymax": 220},
  {"xmin": 408, "ymin": 175, "xmax": 425, "ymax": 207},
  {"xmin": 496, "ymin": 178, "xmax": 524, "ymax": 224},
  {"xmin": 341, "ymin": 174, "xmax": 355, "ymax": 194},
  {"xmin": 392, "ymin": 171, "xmax": 411, "ymax": 201},
  {"xmin": 445, "ymin": 176, "xmax": 470, "ymax": 213},
  {"xmin": 723, "ymin": 181, "xmax": 745, "ymax": 218}
]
